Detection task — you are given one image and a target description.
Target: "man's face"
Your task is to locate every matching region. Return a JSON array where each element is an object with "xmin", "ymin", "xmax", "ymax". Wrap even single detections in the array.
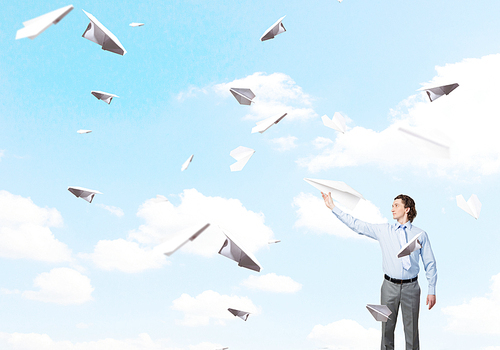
[{"xmin": 392, "ymin": 199, "xmax": 409, "ymax": 222}]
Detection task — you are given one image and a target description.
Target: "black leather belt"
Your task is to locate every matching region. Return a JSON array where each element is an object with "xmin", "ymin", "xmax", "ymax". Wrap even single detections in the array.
[{"xmin": 385, "ymin": 274, "xmax": 417, "ymax": 284}]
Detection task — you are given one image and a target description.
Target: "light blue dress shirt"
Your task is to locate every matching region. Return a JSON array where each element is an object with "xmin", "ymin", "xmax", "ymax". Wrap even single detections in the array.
[{"xmin": 331, "ymin": 206, "xmax": 437, "ymax": 295}]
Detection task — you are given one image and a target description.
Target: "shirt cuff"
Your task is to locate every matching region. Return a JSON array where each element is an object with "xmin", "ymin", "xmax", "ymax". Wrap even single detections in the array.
[
  {"xmin": 332, "ymin": 206, "xmax": 342, "ymax": 216},
  {"xmin": 428, "ymin": 285, "xmax": 436, "ymax": 295}
]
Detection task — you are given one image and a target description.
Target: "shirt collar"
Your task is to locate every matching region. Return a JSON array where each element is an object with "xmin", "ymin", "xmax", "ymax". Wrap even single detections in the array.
[{"xmin": 395, "ymin": 221, "xmax": 412, "ymax": 230}]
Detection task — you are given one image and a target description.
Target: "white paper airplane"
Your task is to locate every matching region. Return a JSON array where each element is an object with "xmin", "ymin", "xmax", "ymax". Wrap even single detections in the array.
[
  {"xmin": 251, "ymin": 113, "xmax": 287, "ymax": 134},
  {"xmin": 82, "ymin": 10, "xmax": 127, "ymax": 55},
  {"xmin": 159, "ymin": 223, "xmax": 211, "ymax": 256},
  {"xmin": 68, "ymin": 186, "xmax": 102, "ymax": 203},
  {"xmin": 321, "ymin": 112, "xmax": 346, "ymax": 133},
  {"xmin": 77, "ymin": 129, "xmax": 92, "ymax": 134},
  {"xmin": 181, "ymin": 155, "xmax": 194, "ymax": 171},
  {"xmin": 366, "ymin": 304, "xmax": 392, "ymax": 322},
  {"xmin": 230, "ymin": 88, "xmax": 255, "ymax": 105},
  {"xmin": 456, "ymin": 194, "xmax": 481, "ymax": 219},
  {"xmin": 398, "ymin": 126, "xmax": 450, "ymax": 158},
  {"xmin": 16, "ymin": 5, "xmax": 74, "ymax": 40},
  {"xmin": 418, "ymin": 83, "xmax": 459, "ymax": 102},
  {"xmin": 129, "ymin": 22, "xmax": 144, "ymax": 27},
  {"xmin": 218, "ymin": 227, "xmax": 262, "ymax": 272},
  {"xmin": 397, "ymin": 233, "xmax": 422, "ymax": 258},
  {"xmin": 261, "ymin": 15, "xmax": 286, "ymax": 41},
  {"xmin": 91, "ymin": 91, "xmax": 118, "ymax": 104},
  {"xmin": 228, "ymin": 308, "xmax": 250, "ymax": 321},
  {"xmin": 268, "ymin": 240, "xmax": 281, "ymax": 244},
  {"xmin": 304, "ymin": 178, "xmax": 364, "ymax": 210},
  {"xmin": 230, "ymin": 147, "xmax": 255, "ymax": 171}
]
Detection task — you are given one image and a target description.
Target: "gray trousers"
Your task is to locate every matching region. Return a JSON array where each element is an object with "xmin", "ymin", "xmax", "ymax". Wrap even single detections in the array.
[{"xmin": 381, "ymin": 278, "xmax": 420, "ymax": 350}]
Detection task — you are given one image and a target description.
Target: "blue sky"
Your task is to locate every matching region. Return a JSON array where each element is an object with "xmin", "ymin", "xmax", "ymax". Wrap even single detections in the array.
[{"xmin": 1, "ymin": 1, "xmax": 500, "ymax": 349}]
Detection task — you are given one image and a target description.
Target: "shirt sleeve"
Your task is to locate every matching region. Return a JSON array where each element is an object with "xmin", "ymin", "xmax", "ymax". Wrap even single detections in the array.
[
  {"xmin": 419, "ymin": 231, "xmax": 437, "ymax": 295},
  {"xmin": 331, "ymin": 206, "xmax": 382, "ymax": 241}
]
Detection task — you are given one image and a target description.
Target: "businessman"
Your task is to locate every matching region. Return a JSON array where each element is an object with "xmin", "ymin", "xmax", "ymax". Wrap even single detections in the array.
[{"xmin": 322, "ymin": 193, "xmax": 437, "ymax": 350}]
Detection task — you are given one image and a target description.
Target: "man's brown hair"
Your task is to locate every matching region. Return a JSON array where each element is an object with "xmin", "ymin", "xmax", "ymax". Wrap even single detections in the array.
[{"xmin": 394, "ymin": 194, "xmax": 417, "ymax": 223}]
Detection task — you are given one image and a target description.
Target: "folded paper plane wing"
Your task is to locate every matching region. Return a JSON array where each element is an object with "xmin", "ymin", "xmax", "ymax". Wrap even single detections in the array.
[
  {"xmin": 91, "ymin": 91, "xmax": 118, "ymax": 104},
  {"xmin": 82, "ymin": 10, "xmax": 127, "ymax": 55},
  {"xmin": 321, "ymin": 112, "xmax": 346, "ymax": 133},
  {"xmin": 304, "ymin": 178, "xmax": 364, "ymax": 210},
  {"xmin": 230, "ymin": 146, "xmax": 254, "ymax": 171},
  {"xmin": 230, "ymin": 88, "xmax": 255, "ymax": 105},
  {"xmin": 251, "ymin": 113, "xmax": 287, "ymax": 134},
  {"xmin": 129, "ymin": 22, "xmax": 144, "ymax": 27},
  {"xmin": 228, "ymin": 308, "xmax": 250, "ymax": 321},
  {"xmin": 456, "ymin": 194, "xmax": 481, "ymax": 219},
  {"xmin": 366, "ymin": 304, "xmax": 392, "ymax": 322},
  {"xmin": 68, "ymin": 186, "xmax": 102, "ymax": 203},
  {"xmin": 159, "ymin": 223, "xmax": 210, "ymax": 256},
  {"xmin": 418, "ymin": 83, "xmax": 459, "ymax": 102},
  {"xmin": 397, "ymin": 233, "xmax": 422, "ymax": 258},
  {"xmin": 181, "ymin": 155, "xmax": 194, "ymax": 171},
  {"xmin": 16, "ymin": 5, "xmax": 74, "ymax": 40},
  {"xmin": 261, "ymin": 15, "xmax": 286, "ymax": 41},
  {"xmin": 77, "ymin": 129, "xmax": 92, "ymax": 134},
  {"xmin": 218, "ymin": 227, "xmax": 262, "ymax": 272}
]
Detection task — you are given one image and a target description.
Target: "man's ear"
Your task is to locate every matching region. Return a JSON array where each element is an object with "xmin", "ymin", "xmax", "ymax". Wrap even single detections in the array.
[{"xmin": 405, "ymin": 207, "xmax": 410, "ymax": 214}]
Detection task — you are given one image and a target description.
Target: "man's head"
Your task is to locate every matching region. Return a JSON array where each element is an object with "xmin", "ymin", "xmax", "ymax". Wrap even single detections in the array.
[{"xmin": 392, "ymin": 194, "xmax": 417, "ymax": 223}]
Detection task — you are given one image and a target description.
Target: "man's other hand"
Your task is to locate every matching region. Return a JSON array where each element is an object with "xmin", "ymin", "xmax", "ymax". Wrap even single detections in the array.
[{"xmin": 426, "ymin": 294, "xmax": 436, "ymax": 310}]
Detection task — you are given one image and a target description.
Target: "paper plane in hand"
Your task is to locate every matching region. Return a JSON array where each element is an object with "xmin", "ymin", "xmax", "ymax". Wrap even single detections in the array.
[
  {"xmin": 304, "ymin": 178, "xmax": 364, "ymax": 210},
  {"xmin": 230, "ymin": 146, "xmax": 254, "ymax": 171},
  {"xmin": 77, "ymin": 129, "xmax": 92, "ymax": 134},
  {"xmin": 397, "ymin": 233, "xmax": 421, "ymax": 258},
  {"xmin": 366, "ymin": 304, "xmax": 392, "ymax": 322},
  {"xmin": 251, "ymin": 113, "xmax": 287, "ymax": 134},
  {"xmin": 230, "ymin": 88, "xmax": 255, "ymax": 105},
  {"xmin": 181, "ymin": 155, "xmax": 194, "ymax": 171},
  {"xmin": 218, "ymin": 227, "xmax": 262, "ymax": 272},
  {"xmin": 91, "ymin": 91, "xmax": 118, "ymax": 104},
  {"xmin": 82, "ymin": 10, "xmax": 127, "ymax": 55},
  {"xmin": 68, "ymin": 186, "xmax": 102, "ymax": 203},
  {"xmin": 228, "ymin": 308, "xmax": 250, "ymax": 321},
  {"xmin": 456, "ymin": 194, "xmax": 481, "ymax": 219},
  {"xmin": 322, "ymin": 112, "xmax": 346, "ymax": 133},
  {"xmin": 261, "ymin": 16, "xmax": 286, "ymax": 41},
  {"xmin": 159, "ymin": 223, "xmax": 210, "ymax": 256},
  {"xmin": 16, "ymin": 5, "xmax": 74, "ymax": 40},
  {"xmin": 418, "ymin": 83, "xmax": 459, "ymax": 102},
  {"xmin": 129, "ymin": 22, "xmax": 144, "ymax": 27}
]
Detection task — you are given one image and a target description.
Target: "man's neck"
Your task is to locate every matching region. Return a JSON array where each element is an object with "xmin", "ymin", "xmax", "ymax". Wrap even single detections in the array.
[{"xmin": 398, "ymin": 218, "xmax": 409, "ymax": 225}]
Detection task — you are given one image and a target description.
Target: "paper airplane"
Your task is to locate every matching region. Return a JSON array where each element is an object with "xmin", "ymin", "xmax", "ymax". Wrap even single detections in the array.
[
  {"xmin": 91, "ymin": 91, "xmax": 118, "ymax": 104},
  {"xmin": 230, "ymin": 147, "xmax": 254, "ymax": 171},
  {"xmin": 228, "ymin": 308, "xmax": 250, "ymax": 321},
  {"xmin": 129, "ymin": 22, "xmax": 144, "ymax": 27},
  {"xmin": 159, "ymin": 223, "xmax": 211, "ymax": 256},
  {"xmin": 16, "ymin": 5, "xmax": 74, "ymax": 40},
  {"xmin": 82, "ymin": 10, "xmax": 127, "ymax": 55},
  {"xmin": 418, "ymin": 83, "xmax": 459, "ymax": 102},
  {"xmin": 322, "ymin": 112, "xmax": 346, "ymax": 133},
  {"xmin": 398, "ymin": 126, "xmax": 450, "ymax": 158},
  {"xmin": 304, "ymin": 178, "xmax": 364, "ymax": 210},
  {"xmin": 181, "ymin": 155, "xmax": 194, "ymax": 171},
  {"xmin": 397, "ymin": 233, "xmax": 422, "ymax": 258},
  {"xmin": 218, "ymin": 227, "xmax": 262, "ymax": 272},
  {"xmin": 366, "ymin": 304, "xmax": 392, "ymax": 322},
  {"xmin": 456, "ymin": 194, "xmax": 481, "ymax": 219},
  {"xmin": 251, "ymin": 113, "xmax": 287, "ymax": 134},
  {"xmin": 230, "ymin": 88, "xmax": 255, "ymax": 105},
  {"xmin": 151, "ymin": 194, "xmax": 169, "ymax": 203},
  {"xmin": 268, "ymin": 240, "xmax": 281, "ymax": 244},
  {"xmin": 77, "ymin": 129, "xmax": 92, "ymax": 134},
  {"xmin": 68, "ymin": 186, "xmax": 102, "ymax": 203},
  {"xmin": 261, "ymin": 16, "xmax": 286, "ymax": 41}
]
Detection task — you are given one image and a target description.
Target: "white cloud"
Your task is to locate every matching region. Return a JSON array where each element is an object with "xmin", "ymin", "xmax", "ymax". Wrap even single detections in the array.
[
  {"xmin": 293, "ymin": 192, "xmax": 387, "ymax": 238},
  {"xmin": 129, "ymin": 189, "xmax": 275, "ymax": 257},
  {"xmin": 22, "ymin": 268, "xmax": 94, "ymax": 305},
  {"xmin": 0, "ymin": 332, "xmax": 182, "ymax": 350},
  {"xmin": 312, "ymin": 136, "xmax": 334, "ymax": 149},
  {"xmin": 442, "ymin": 272, "xmax": 500, "ymax": 335},
  {"xmin": 308, "ymin": 319, "xmax": 380, "ymax": 350},
  {"xmin": 79, "ymin": 239, "xmax": 169, "ymax": 273},
  {"xmin": 298, "ymin": 53, "xmax": 500, "ymax": 177},
  {"xmin": 171, "ymin": 290, "xmax": 259, "ymax": 326},
  {"xmin": 76, "ymin": 323, "xmax": 91, "ymax": 329},
  {"xmin": 96, "ymin": 204, "xmax": 124, "ymax": 217},
  {"xmin": 241, "ymin": 273, "xmax": 302, "ymax": 293},
  {"xmin": 0, "ymin": 190, "xmax": 71, "ymax": 262},
  {"xmin": 0, "ymin": 288, "xmax": 20, "ymax": 295},
  {"xmin": 270, "ymin": 136, "xmax": 298, "ymax": 151}
]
